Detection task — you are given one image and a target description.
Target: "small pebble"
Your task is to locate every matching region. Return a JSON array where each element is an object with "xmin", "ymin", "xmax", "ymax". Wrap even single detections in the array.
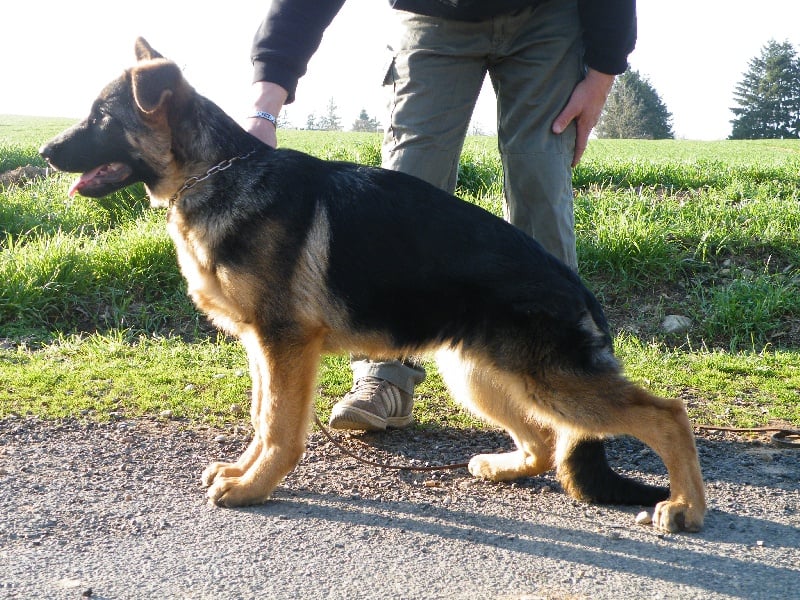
[
  {"xmin": 183, "ymin": 384, "xmax": 196, "ymax": 393},
  {"xmin": 214, "ymin": 435, "xmax": 228, "ymax": 443},
  {"xmin": 160, "ymin": 410, "xmax": 173, "ymax": 419},
  {"xmin": 662, "ymin": 314, "xmax": 692, "ymax": 334},
  {"xmin": 635, "ymin": 510, "xmax": 652, "ymax": 525}
]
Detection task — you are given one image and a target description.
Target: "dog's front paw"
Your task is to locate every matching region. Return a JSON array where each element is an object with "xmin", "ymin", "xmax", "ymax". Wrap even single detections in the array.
[
  {"xmin": 201, "ymin": 461, "xmax": 241, "ymax": 487},
  {"xmin": 653, "ymin": 500, "xmax": 704, "ymax": 533},
  {"xmin": 206, "ymin": 476, "xmax": 272, "ymax": 508}
]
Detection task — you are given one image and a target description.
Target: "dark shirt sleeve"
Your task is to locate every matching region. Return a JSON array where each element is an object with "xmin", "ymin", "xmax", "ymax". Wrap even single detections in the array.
[
  {"xmin": 578, "ymin": 0, "xmax": 637, "ymax": 75},
  {"xmin": 251, "ymin": 0, "xmax": 346, "ymax": 103},
  {"xmin": 251, "ymin": 0, "xmax": 637, "ymax": 103}
]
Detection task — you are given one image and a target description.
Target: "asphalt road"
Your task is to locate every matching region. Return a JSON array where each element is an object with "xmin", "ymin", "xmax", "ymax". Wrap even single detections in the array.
[{"xmin": 0, "ymin": 417, "xmax": 798, "ymax": 599}]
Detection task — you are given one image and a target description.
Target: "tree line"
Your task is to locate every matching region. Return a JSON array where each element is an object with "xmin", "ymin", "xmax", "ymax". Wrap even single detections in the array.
[
  {"xmin": 728, "ymin": 39, "xmax": 800, "ymax": 139},
  {"xmin": 297, "ymin": 98, "xmax": 381, "ymax": 133},
  {"xmin": 293, "ymin": 39, "xmax": 800, "ymax": 140},
  {"xmin": 598, "ymin": 38, "xmax": 800, "ymax": 140}
]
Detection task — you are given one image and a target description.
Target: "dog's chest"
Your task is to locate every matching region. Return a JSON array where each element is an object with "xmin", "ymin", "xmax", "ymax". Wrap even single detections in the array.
[{"xmin": 166, "ymin": 211, "xmax": 245, "ymax": 331}]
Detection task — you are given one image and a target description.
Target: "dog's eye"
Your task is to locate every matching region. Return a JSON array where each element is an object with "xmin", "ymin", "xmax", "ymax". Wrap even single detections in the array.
[{"xmin": 89, "ymin": 112, "xmax": 111, "ymax": 128}]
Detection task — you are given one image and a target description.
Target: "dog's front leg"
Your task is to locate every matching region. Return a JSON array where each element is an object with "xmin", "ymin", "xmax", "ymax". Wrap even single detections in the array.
[
  {"xmin": 201, "ymin": 347, "xmax": 266, "ymax": 487},
  {"xmin": 205, "ymin": 331, "xmax": 322, "ymax": 507}
]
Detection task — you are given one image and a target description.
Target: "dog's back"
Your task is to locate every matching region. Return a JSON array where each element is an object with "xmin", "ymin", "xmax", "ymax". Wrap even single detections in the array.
[{"xmin": 223, "ymin": 151, "xmax": 613, "ymax": 372}]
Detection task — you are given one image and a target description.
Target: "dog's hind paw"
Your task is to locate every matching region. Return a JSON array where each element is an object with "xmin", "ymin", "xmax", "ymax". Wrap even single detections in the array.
[
  {"xmin": 468, "ymin": 450, "xmax": 551, "ymax": 482},
  {"xmin": 653, "ymin": 500, "xmax": 704, "ymax": 533}
]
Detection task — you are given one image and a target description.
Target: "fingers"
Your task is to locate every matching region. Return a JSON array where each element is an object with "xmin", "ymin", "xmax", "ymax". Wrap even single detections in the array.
[
  {"xmin": 553, "ymin": 69, "xmax": 616, "ymax": 167},
  {"xmin": 552, "ymin": 100, "xmax": 586, "ymax": 167}
]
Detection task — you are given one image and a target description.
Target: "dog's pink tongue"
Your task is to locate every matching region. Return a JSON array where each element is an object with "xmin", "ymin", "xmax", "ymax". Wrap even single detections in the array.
[
  {"xmin": 68, "ymin": 166, "xmax": 104, "ymax": 198},
  {"xmin": 68, "ymin": 177, "xmax": 82, "ymax": 198}
]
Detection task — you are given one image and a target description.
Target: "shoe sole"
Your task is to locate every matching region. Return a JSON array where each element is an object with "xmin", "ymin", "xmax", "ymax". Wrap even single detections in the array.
[{"xmin": 328, "ymin": 406, "xmax": 413, "ymax": 431}]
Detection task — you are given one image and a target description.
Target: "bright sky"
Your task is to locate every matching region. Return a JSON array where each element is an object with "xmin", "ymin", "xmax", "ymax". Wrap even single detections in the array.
[{"xmin": 2, "ymin": 1, "xmax": 798, "ymax": 140}]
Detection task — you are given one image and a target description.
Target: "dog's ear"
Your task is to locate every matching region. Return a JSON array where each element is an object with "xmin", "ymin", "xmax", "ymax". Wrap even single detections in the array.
[
  {"xmin": 131, "ymin": 61, "xmax": 183, "ymax": 114},
  {"xmin": 134, "ymin": 37, "xmax": 164, "ymax": 62}
]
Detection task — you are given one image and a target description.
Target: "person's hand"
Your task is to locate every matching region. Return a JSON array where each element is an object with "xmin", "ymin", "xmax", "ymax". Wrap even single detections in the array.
[
  {"xmin": 552, "ymin": 69, "xmax": 615, "ymax": 167},
  {"xmin": 246, "ymin": 81, "xmax": 289, "ymax": 148}
]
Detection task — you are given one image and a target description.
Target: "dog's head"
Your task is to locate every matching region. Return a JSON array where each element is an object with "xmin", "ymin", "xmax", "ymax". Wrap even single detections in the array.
[{"xmin": 39, "ymin": 38, "xmax": 192, "ymax": 205}]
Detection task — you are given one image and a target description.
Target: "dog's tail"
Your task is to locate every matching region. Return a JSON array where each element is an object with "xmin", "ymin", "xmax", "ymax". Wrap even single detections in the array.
[{"xmin": 559, "ymin": 438, "xmax": 669, "ymax": 506}]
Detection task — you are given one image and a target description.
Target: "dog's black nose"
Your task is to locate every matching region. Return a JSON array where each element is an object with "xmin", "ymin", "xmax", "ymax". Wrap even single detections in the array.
[
  {"xmin": 39, "ymin": 142, "xmax": 61, "ymax": 170},
  {"xmin": 39, "ymin": 143, "xmax": 53, "ymax": 161}
]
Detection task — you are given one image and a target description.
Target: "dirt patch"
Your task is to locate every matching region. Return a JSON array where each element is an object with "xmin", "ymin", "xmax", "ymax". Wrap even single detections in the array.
[{"xmin": 0, "ymin": 165, "xmax": 49, "ymax": 188}]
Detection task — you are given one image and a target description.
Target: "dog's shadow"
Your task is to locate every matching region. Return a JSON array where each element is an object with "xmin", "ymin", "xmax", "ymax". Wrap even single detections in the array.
[
  {"xmin": 241, "ymin": 480, "xmax": 797, "ymax": 599},
  {"xmin": 203, "ymin": 426, "xmax": 799, "ymax": 597}
]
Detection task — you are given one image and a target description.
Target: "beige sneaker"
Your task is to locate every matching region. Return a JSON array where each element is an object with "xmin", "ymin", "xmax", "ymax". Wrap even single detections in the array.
[{"xmin": 328, "ymin": 376, "xmax": 414, "ymax": 431}]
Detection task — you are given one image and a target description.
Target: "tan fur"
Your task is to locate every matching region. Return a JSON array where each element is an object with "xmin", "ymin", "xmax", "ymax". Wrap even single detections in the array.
[
  {"xmin": 168, "ymin": 211, "xmax": 249, "ymax": 333},
  {"xmin": 436, "ymin": 347, "xmax": 555, "ymax": 480},
  {"xmin": 435, "ymin": 346, "xmax": 705, "ymax": 531}
]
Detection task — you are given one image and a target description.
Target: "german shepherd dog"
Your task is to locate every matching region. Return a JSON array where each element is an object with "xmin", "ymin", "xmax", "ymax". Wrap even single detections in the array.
[{"xmin": 40, "ymin": 39, "xmax": 705, "ymax": 532}]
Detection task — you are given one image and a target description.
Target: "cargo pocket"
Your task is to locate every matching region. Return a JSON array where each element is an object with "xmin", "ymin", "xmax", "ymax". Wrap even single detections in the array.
[
  {"xmin": 382, "ymin": 49, "xmax": 397, "ymax": 88},
  {"xmin": 383, "ymin": 51, "xmax": 399, "ymax": 143}
]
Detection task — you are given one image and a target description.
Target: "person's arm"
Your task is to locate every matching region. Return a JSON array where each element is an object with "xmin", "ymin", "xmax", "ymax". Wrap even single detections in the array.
[
  {"xmin": 552, "ymin": 0, "xmax": 636, "ymax": 166},
  {"xmin": 577, "ymin": 0, "xmax": 636, "ymax": 76},
  {"xmin": 248, "ymin": 0, "xmax": 346, "ymax": 146},
  {"xmin": 248, "ymin": 82, "xmax": 289, "ymax": 147}
]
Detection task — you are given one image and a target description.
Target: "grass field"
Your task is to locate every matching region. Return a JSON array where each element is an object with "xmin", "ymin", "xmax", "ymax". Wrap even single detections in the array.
[{"xmin": 1, "ymin": 116, "xmax": 798, "ymax": 429}]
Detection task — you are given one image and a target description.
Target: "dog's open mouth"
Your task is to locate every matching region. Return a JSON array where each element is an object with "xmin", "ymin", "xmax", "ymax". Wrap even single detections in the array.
[{"xmin": 68, "ymin": 162, "xmax": 133, "ymax": 197}]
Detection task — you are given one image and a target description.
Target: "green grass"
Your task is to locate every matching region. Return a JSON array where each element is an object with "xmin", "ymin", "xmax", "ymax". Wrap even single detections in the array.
[
  {"xmin": 1, "ymin": 116, "xmax": 798, "ymax": 429},
  {"xmin": 0, "ymin": 114, "xmax": 76, "ymax": 172}
]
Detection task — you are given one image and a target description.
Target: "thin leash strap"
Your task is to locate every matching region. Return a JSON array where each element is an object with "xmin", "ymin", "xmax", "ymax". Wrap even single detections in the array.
[
  {"xmin": 312, "ymin": 415, "xmax": 800, "ymax": 474},
  {"xmin": 695, "ymin": 425, "xmax": 800, "ymax": 448},
  {"xmin": 313, "ymin": 414, "xmax": 470, "ymax": 471}
]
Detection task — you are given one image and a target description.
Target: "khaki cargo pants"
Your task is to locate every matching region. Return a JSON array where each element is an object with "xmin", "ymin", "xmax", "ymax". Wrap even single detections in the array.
[
  {"xmin": 383, "ymin": 0, "xmax": 582, "ymax": 268},
  {"xmin": 355, "ymin": 0, "xmax": 584, "ymax": 392}
]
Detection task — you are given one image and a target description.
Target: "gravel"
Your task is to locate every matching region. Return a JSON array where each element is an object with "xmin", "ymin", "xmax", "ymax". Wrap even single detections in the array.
[{"xmin": 0, "ymin": 416, "xmax": 797, "ymax": 599}]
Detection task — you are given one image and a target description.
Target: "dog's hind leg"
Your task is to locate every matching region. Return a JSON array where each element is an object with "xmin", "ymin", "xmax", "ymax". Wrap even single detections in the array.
[
  {"xmin": 205, "ymin": 329, "xmax": 322, "ymax": 507},
  {"xmin": 547, "ymin": 373, "xmax": 706, "ymax": 532},
  {"xmin": 555, "ymin": 434, "xmax": 669, "ymax": 507},
  {"xmin": 619, "ymin": 385, "xmax": 705, "ymax": 532},
  {"xmin": 435, "ymin": 348, "xmax": 555, "ymax": 481}
]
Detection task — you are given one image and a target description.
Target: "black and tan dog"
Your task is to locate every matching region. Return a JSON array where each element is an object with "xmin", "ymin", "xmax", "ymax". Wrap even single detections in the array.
[{"xmin": 40, "ymin": 39, "xmax": 705, "ymax": 532}]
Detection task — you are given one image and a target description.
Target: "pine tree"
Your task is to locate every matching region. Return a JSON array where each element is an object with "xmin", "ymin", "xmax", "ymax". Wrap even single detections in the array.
[
  {"xmin": 351, "ymin": 109, "xmax": 380, "ymax": 132},
  {"xmin": 318, "ymin": 98, "xmax": 342, "ymax": 131},
  {"xmin": 596, "ymin": 69, "xmax": 674, "ymax": 139},
  {"xmin": 729, "ymin": 40, "xmax": 800, "ymax": 139}
]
